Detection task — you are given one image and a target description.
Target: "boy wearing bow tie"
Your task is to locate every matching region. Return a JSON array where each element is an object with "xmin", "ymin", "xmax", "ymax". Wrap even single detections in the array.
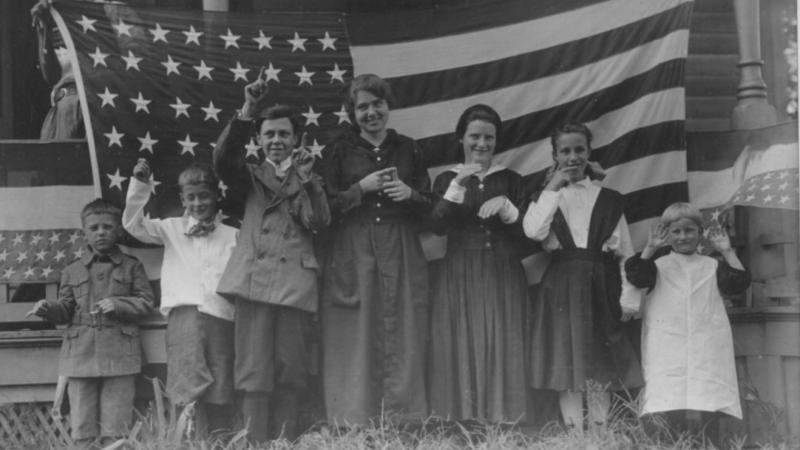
[{"xmin": 123, "ymin": 161, "xmax": 238, "ymax": 436}]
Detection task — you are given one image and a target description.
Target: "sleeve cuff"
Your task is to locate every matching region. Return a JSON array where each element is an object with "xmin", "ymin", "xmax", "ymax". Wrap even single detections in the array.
[
  {"xmin": 443, "ymin": 180, "xmax": 466, "ymax": 204},
  {"xmin": 499, "ymin": 198, "xmax": 519, "ymax": 224}
]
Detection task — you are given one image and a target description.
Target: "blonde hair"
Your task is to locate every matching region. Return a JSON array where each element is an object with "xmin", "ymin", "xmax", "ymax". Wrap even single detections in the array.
[{"xmin": 660, "ymin": 202, "xmax": 703, "ymax": 229}]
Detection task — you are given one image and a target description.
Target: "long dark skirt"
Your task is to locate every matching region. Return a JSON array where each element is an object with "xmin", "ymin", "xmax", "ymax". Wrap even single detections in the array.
[
  {"xmin": 428, "ymin": 236, "xmax": 527, "ymax": 422},
  {"xmin": 529, "ymin": 249, "xmax": 642, "ymax": 391}
]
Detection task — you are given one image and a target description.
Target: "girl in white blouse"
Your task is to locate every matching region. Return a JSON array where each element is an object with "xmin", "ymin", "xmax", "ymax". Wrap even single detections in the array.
[{"xmin": 523, "ymin": 122, "xmax": 643, "ymax": 432}]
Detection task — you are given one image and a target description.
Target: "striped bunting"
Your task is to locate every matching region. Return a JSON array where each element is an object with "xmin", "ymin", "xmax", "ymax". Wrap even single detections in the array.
[{"xmin": 348, "ymin": 0, "xmax": 692, "ymax": 270}]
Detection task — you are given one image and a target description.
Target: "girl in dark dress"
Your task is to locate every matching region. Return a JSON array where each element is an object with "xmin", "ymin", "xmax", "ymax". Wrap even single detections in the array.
[
  {"xmin": 319, "ymin": 74, "xmax": 433, "ymax": 426},
  {"xmin": 522, "ymin": 123, "xmax": 642, "ymax": 431},
  {"xmin": 428, "ymin": 105, "xmax": 528, "ymax": 423}
]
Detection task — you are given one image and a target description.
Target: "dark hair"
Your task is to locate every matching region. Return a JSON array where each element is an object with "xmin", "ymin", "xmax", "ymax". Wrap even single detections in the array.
[
  {"xmin": 344, "ymin": 74, "xmax": 394, "ymax": 120},
  {"xmin": 550, "ymin": 122, "xmax": 593, "ymax": 154},
  {"xmin": 455, "ymin": 104, "xmax": 502, "ymax": 140},
  {"xmin": 255, "ymin": 104, "xmax": 301, "ymax": 136},
  {"xmin": 81, "ymin": 198, "xmax": 122, "ymax": 225},
  {"xmin": 178, "ymin": 163, "xmax": 218, "ymax": 190}
]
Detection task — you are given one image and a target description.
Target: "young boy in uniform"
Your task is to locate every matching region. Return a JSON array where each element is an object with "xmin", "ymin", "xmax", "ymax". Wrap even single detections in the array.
[
  {"xmin": 31, "ymin": 199, "xmax": 154, "ymax": 448},
  {"xmin": 123, "ymin": 161, "xmax": 238, "ymax": 435}
]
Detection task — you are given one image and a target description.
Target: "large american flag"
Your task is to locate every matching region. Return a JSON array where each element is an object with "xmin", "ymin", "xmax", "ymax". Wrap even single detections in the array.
[{"xmin": 2, "ymin": 0, "xmax": 692, "ymax": 284}]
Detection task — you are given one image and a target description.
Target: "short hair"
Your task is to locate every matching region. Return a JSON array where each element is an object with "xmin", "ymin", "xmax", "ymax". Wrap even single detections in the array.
[
  {"xmin": 345, "ymin": 74, "xmax": 395, "ymax": 119},
  {"xmin": 255, "ymin": 104, "xmax": 301, "ymax": 136},
  {"xmin": 660, "ymin": 202, "xmax": 703, "ymax": 229},
  {"xmin": 81, "ymin": 198, "xmax": 122, "ymax": 225},
  {"xmin": 178, "ymin": 163, "xmax": 218, "ymax": 190},
  {"xmin": 455, "ymin": 104, "xmax": 502, "ymax": 140},
  {"xmin": 550, "ymin": 122, "xmax": 593, "ymax": 153}
]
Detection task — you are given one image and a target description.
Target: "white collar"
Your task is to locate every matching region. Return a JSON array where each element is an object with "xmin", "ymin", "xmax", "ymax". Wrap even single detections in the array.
[
  {"xmin": 448, "ymin": 163, "xmax": 506, "ymax": 179},
  {"xmin": 566, "ymin": 177, "xmax": 594, "ymax": 189},
  {"xmin": 265, "ymin": 157, "xmax": 292, "ymax": 175}
]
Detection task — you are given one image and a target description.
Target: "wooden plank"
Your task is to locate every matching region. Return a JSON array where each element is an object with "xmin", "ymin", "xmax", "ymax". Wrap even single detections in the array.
[
  {"xmin": 686, "ymin": 54, "xmax": 741, "ymax": 77},
  {"xmin": 688, "ymin": 33, "xmax": 739, "ymax": 54},
  {"xmin": 685, "ymin": 75, "xmax": 739, "ymax": 97},
  {"xmin": 0, "ymin": 284, "xmax": 7, "ymax": 303},
  {"xmin": 783, "ymin": 357, "xmax": 800, "ymax": 438},
  {"xmin": 690, "ymin": 11, "xmax": 738, "ymax": 34},
  {"xmin": 685, "ymin": 97, "xmax": 738, "ymax": 119}
]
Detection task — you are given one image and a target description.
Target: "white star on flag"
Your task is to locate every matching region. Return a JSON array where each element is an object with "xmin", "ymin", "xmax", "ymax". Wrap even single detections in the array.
[
  {"xmin": 53, "ymin": 250, "xmax": 66, "ymax": 262},
  {"xmin": 178, "ymin": 134, "xmax": 198, "ymax": 156},
  {"xmin": 98, "ymin": 87, "xmax": 118, "ymax": 108},
  {"xmin": 76, "ymin": 15, "xmax": 97, "ymax": 33},
  {"xmin": 12, "ymin": 233, "xmax": 24, "ymax": 245},
  {"xmin": 253, "ymin": 30, "xmax": 272, "ymax": 49},
  {"xmin": 194, "ymin": 60, "xmax": 214, "ymax": 80},
  {"xmin": 162, "ymin": 55, "xmax": 181, "ymax": 76},
  {"xmin": 150, "ymin": 23, "xmax": 170, "ymax": 43},
  {"xmin": 35, "ymin": 249, "xmax": 48, "ymax": 261},
  {"xmin": 309, "ymin": 139, "xmax": 325, "ymax": 159},
  {"xmin": 201, "ymin": 101, "xmax": 222, "ymax": 122},
  {"xmin": 107, "ymin": 168, "xmax": 127, "ymax": 190},
  {"xmin": 710, "ymin": 208, "xmax": 721, "ymax": 222},
  {"xmin": 318, "ymin": 31, "xmax": 337, "ymax": 51},
  {"xmin": 112, "ymin": 20, "xmax": 133, "ymax": 36},
  {"xmin": 288, "ymin": 32, "xmax": 307, "ymax": 52},
  {"xmin": 295, "ymin": 66, "xmax": 314, "ymax": 85},
  {"xmin": 89, "ymin": 47, "xmax": 108, "ymax": 67},
  {"xmin": 23, "ymin": 267, "xmax": 36, "ymax": 279},
  {"xmin": 74, "ymin": 248, "xmax": 86, "ymax": 260},
  {"xmin": 122, "ymin": 50, "xmax": 143, "ymax": 71},
  {"xmin": 327, "ymin": 64, "xmax": 346, "ymax": 83},
  {"xmin": 31, "ymin": 234, "xmax": 43, "ymax": 245},
  {"xmin": 302, "ymin": 106, "xmax": 321, "ymax": 126},
  {"xmin": 138, "ymin": 132, "xmax": 159, "ymax": 153},
  {"xmin": 41, "ymin": 266, "xmax": 54, "ymax": 278},
  {"xmin": 183, "ymin": 25, "xmax": 203, "ymax": 45},
  {"xmin": 104, "ymin": 126, "xmax": 124, "ymax": 147},
  {"xmin": 169, "ymin": 97, "xmax": 191, "ymax": 118},
  {"xmin": 131, "ymin": 92, "xmax": 152, "ymax": 113},
  {"xmin": 262, "ymin": 62, "xmax": 281, "ymax": 83},
  {"xmin": 16, "ymin": 251, "xmax": 28, "ymax": 264},
  {"xmin": 3, "ymin": 268, "xmax": 15, "ymax": 279},
  {"xmin": 220, "ymin": 28, "xmax": 241, "ymax": 48},
  {"xmin": 245, "ymin": 138, "xmax": 260, "ymax": 158},
  {"xmin": 0, "ymin": 250, "xmax": 8, "ymax": 262},
  {"xmin": 49, "ymin": 232, "xmax": 61, "ymax": 244},
  {"xmin": 147, "ymin": 174, "xmax": 162, "ymax": 194},
  {"xmin": 229, "ymin": 62, "xmax": 250, "ymax": 82},
  {"xmin": 333, "ymin": 104, "xmax": 350, "ymax": 124}
]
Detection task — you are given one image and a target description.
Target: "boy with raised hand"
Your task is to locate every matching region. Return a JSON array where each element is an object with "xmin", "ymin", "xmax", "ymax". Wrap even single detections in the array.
[
  {"xmin": 30, "ymin": 199, "xmax": 154, "ymax": 448},
  {"xmin": 213, "ymin": 76, "xmax": 330, "ymax": 443},
  {"xmin": 123, "ymin": 161, "xmax": 238, "ymax": 436}
]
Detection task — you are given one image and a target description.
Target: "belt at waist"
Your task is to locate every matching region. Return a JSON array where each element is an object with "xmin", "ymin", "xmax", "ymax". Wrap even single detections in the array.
[
  {"xmin": 72, "ymin": 313, "xmax": 124, "ymax": 328},
  {"xmin": 551, "ymin": 248, "xmax": 616, "ymax": 264}
]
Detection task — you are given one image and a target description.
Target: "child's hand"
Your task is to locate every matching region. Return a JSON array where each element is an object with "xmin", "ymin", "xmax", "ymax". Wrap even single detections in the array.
[
  {"xmin": 292, "ymin": 133, "xmax": 315, "ymax": 180},
  {"xmin": 132, "ymin": 158, "xmax": 151, "ymax": 182},
  {"xmin": 708, "ymin": 225, "xmax": 733, "ymax": 254},
  {"xmin": 646, "ymin": 222, "xmax": 669, "ymax": 250},
  {"xmin": 587, "ymin": 161, "xmax": 607, "ymax": 181},
  {"xmin": 477, "ymin": 196, "xmax": 508, "ymax": 219},
  {"xmin": 545, "ymin": 165, "xmax": 572, "ymax": 191},
  {"xmin": 382, "ymin": 179, "xmax": 413, "ymax": 202},
  {"xmin": 25, "ymin": 299, "xmax": 50, "ymax": 318},
  {"xmin": 95, "ymin": 298, "xmax": 116, "ymax": 315},
  {"xmin": 241, "ymin": 76, "xmax": 269, "ymax": 120}
]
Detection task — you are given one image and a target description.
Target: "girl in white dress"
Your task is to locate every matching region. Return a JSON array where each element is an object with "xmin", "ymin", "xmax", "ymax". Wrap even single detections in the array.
[{"xmin": 625, "ymin": 202, "xmax": 750, "ymax": 446}]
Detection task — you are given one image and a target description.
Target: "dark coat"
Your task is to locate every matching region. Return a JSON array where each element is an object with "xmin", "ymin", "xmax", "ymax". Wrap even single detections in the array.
[{"xmin": 213, "ymin": 119, "xmax": 330, "ymax": 312}]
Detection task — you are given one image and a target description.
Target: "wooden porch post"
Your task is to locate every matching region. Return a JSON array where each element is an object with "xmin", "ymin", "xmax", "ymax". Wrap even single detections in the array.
[{"xmin": 728, "ymin": 0, "xmax": 800, "ymax": 444}]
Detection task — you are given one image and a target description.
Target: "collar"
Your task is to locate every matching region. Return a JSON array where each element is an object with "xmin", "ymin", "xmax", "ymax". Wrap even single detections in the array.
[
  {"xmin": 566, "ymin": 177, "xmax": 594, "ymax": 189},
  {"xmin": 447, "ymin": 164, "xmax": 506, "ymax": 179},
  {"xmin": 349, "ymin": 128, "xmax": 398, "ymax": 151},
  {"xmin": 264, "ymin": 156, "xmax": 293, "ymax": 176},
  {"xmin": 183, "ymin": 211, "xmax": 223, "ymax": 233},
  {"xmin": 81, "ymin": 245, "xmax": 123, "ymax": 266}
]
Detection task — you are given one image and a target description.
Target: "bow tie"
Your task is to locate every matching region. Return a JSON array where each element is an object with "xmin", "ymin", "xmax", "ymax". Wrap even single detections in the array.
[{"xmin": 185, "ymin": 221, "xmax": 216, "ymax": 237}]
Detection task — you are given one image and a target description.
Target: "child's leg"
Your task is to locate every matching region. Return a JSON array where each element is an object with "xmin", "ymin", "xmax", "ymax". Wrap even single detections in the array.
[
  {"xmin": 587, "ymin": 389, "xmax": 610, "ymax": 427},
  {"xmin": 270, "ymin": 387, "xmax": 299, "ymax": 440},
  {"xmin": 201, "ymin": 312, "xmax": 235, "ymax": 435},
  {"xmin": 558, "ymin": 390, "xmax": 583, "ymax": 431},
  {"xmin": 67, "ymin": 377, "xmax": 100, "ymax": 444},
  {"xmin": 242, "ymin": 391, "xmax": 270, "ymax": 443},
  {"xmin": 98, "ymin": 374, "xmax": 135, "ymax": 442}
]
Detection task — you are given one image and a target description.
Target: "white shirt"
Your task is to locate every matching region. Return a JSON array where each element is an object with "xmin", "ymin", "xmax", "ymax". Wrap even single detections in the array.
[
  {"xmin": 640, "ymin": 252, "xmax": 741, "ymax": 418},
  {"xmin": 522, "ymin": 177, "xmax": 640, "ymax": 310},
  {"xmin": 123, "ymin": 178, "xmax": 238, "ymax": 321}
]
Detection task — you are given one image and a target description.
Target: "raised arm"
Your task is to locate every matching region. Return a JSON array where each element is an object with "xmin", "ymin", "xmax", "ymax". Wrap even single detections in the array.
[{"xmin": 123, "ymin": 159, "xmax": 165, "ymax": 245}]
